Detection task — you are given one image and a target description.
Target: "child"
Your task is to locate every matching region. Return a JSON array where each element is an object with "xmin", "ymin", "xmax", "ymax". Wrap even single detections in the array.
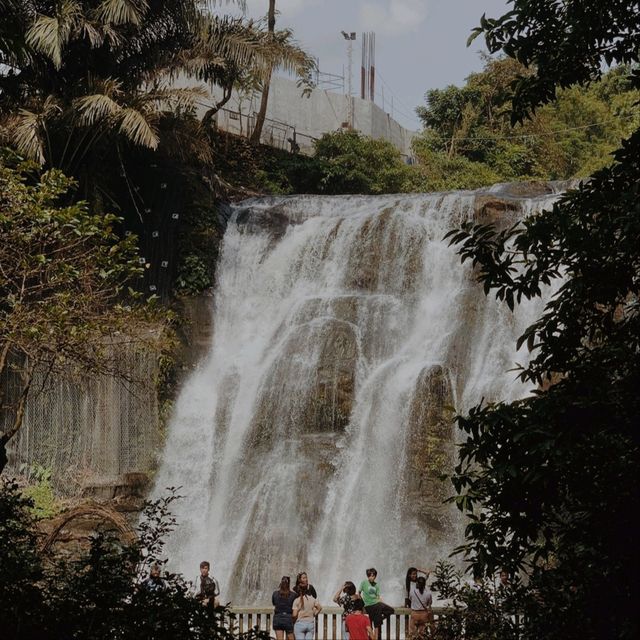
[
  {"xmin": 345, "ymin": 598, "xmax": 375, "ymax": 640},
  {"xmin": 358, "ymin": 568, "xmax": 394, "ymax": 640}
]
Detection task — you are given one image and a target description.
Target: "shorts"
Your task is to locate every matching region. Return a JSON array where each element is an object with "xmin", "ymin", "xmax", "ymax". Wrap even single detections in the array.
[{"xmin": 273, "ymin": 612, "xmax": 294, "ymax": 632}]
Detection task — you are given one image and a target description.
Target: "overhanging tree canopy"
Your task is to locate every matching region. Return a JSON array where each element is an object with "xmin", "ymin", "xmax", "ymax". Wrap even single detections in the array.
[{"xmin": 447, "ymin": 2, "xmax": 640, "ymax": 639}]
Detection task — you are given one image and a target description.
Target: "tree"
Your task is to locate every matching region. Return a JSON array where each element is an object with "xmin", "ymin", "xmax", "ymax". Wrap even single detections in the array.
[
  {"xmin": 250, "ymin": 0, "xmax": 276, "ymax": 145},
  {"xmin": 0, "ymin": 1, "xmax": 313, "ymax": 182},
  {"xmin": 309, "ymin": 130, "xmax": 425, "ymax": 194},
  {"xmin": 1, "ymin": 479, "xmax": 271, "ymax": 640},
  {"xmin": 415, "ymin": 56, "xmax": 639, "ymax": 182},
  {"xmin": 0, "ymin": 156, "xmax": 158, "ymax": 473},
  {"xmin": 445, "ymin": 2, "xmax": 640, "ymax": 639}
]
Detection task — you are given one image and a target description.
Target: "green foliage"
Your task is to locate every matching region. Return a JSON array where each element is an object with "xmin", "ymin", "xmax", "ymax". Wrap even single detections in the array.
[
  {"xmin": 0, "ymin": 157, "xmax": 159, "ymax": 471},
  {"xmin": 0, "ymin": 478, "xmax": 44, "ymax": 634},
  {"xmin": 310, "ymin": 130, "xmax": 425, "ymax": 195},
  {"xmin": 469, "ymin": 1, "xmax": 640, "ymax": 124},
  {"xmin": 20, "ymin": 463, "xmax": 62, "ymax": 519},
  {"xmin": 411, "ymin": 143, "xmax": 502, "ymax": 191},
  {"xmin": 175, "ymin": 254, "xmax": 214, "ymax": 296},
  {"xmin": 414, "ymin": 57, "xmax": 639, "ymax": 184},
  {"xmin": 445, "ymin": 3, "xmax": 640, "ymax": 639},
  {"xmin": 429, "ymin": 561, "xmax": 521, "ymax": 640},
  {"xmin": 1, "ymin": 479, "xmax": 271, "ymax": 640},
  {"xmin": 244, "ymin": 130, "xmax": 430, "ymax": 196}
]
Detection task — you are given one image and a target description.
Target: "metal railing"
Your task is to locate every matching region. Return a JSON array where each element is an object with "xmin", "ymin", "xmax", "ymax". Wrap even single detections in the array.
[
  {"xmin": 215, "ymin": 107, "xmax": 318, "ymax": 154},
  {"xmin": 230, "ymin": 606, "xmax": 449, "ymax": 640}
]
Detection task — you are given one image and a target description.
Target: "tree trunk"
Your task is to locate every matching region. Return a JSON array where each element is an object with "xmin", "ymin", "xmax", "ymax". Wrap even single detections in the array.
[
  {"xmin": 0, "ymin": 362, "xmax": 34, "ymax": 474},
  {"xmin": 202, "ymin": 82, "xmax": 233, "ymax": 129},
  {"xmin": 250, "ymin": 0, "xmax": 276, "ymax": 145}
]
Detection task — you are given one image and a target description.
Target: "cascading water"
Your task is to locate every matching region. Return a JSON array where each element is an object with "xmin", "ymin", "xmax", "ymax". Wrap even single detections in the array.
[{"xmin": 154, "ymin": 185, "xmax": 561, "ymax": 605}]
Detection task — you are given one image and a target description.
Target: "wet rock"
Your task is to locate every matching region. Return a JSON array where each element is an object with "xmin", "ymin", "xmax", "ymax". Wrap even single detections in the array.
[
  {"xmin": 303, "ymin": 319, "xmax": 358, "ymax": 433},
  {"xmin": 344, "ymin": 207, "xmax": 424, "ymax": 293},
  {"xmin": 234, "ymin": 204, "xmax": 290, "ymax": 239},
  {"xmin": 245, "ymin": 318, "xmax": 358, "ymax": 453},
  {"xmin": 404, "ymin": 365, "xmax": 456, "ymax": 536},
  {"xmin": 490, "ymin": 181, "xmax": 555, "ymax": 198},
  {"xmin": 473, "ymin": 195, "xmax": 520, "ymax": 225}
]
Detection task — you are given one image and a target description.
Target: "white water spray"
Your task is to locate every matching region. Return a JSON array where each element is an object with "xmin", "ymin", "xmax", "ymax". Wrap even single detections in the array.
[{"xmin": 154, "ymin": 188, "xmax": 560, "ymax": 605}]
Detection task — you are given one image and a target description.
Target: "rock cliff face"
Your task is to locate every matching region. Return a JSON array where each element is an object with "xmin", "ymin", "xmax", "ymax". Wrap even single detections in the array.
[
  {"xmin": 153, "ymin": 184, "xmax": 563, "ymax": 604},
  {"xmin": 405, "ymin": 365, "xmax": 455, "ymax": 536}
]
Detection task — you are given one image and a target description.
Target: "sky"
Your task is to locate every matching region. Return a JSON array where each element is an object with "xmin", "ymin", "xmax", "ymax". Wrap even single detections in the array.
[{"xmin": 218, "ymin": 0, "xmax": 512, "ymax": 131}]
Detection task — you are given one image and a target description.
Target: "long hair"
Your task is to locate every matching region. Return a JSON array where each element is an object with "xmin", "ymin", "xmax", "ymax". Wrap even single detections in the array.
[
  {"xmin": 279, "ymin": 576, "xmax": 291, "ymax": 596},
  {"xmin": 405, "ymin": 567, "xmax": 418, "ymax": 596},
  {"xmin": 295, "ymin": 572, "xmax": 307, "ymax": 590},
  {"xmin": 344, "ymin": 581, "xmax": 356, "ymax": 596},
  {"xmin": 416, "ymin": 576, "xmax": 426, "ymax": 594},
  {"xmin": 296, "ymin": 583, "xmax": 308, "ymax": 607}
]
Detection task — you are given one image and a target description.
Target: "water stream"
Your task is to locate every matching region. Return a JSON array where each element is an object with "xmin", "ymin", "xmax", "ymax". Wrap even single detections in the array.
[{"xmin": 154, "ymin": 187, "xmax": 560, "ymax": 605}]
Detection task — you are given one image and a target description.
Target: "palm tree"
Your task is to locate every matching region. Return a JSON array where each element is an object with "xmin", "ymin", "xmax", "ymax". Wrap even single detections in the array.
[
  {"xmin": 250, "ymin": 0, "xmax": 276, "ymax": 144},
  {"xmin": 0, "ymin": 0, "xmax": 313, "ymax": 170}
]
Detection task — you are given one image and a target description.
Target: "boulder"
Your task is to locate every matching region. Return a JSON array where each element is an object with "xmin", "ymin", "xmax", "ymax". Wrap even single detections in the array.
[{"xmin": 473, "ymin": 195, "xmax": 519, "ymax": 225}]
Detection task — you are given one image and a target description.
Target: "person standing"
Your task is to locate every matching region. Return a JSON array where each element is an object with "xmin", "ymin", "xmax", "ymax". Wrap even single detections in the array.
[
  {"xmin": 294, "ymin": 572, "xmax": 318, "ymax": 598},
  {"xmin": 358, "ymin": 568, "xmax": 394, "ymax": 640},
  {"xmin": 345, "ymin": 598, "xmax": 375, "ymax": 640},
  {"xmin": 408, "ymin": 576, "xmax": 433, "ymax": 637},
  {"xmin": 292, "ymin": 584, "xmax": 322, "ymax": 640},
  {"xmin": 193, "ymin": 560, "xmax": 220, "ymax": 608},
  {"xmin": 333, "ymin": 581, "xmax": 361, "ymax": 639},
  {"xmin": 272, "ymin": 576, "xmax": 297, "ymax": 640},
  {"xmin": 141, "ymin": 563, "xmax": 167, "ymax": 593},
  {"xmin": 404, "ymin": 567, "xmax": 431, "ymax": 607}
]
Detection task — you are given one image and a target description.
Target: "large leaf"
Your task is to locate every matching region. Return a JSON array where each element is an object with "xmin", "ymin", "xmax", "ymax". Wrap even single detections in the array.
[
  {"xmin": 95, "ymin": 0, "xmax": 149, "ymax": 26},
  {"xmin": 25, "ymin": 0, "xmax": 82, "ymax": 68},
  {"xmin": 118, "ymin": 107, "xmax": 158, "ymax": 148}
]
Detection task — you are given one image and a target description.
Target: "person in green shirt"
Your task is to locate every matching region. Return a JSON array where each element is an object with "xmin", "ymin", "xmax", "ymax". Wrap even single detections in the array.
[{"xmin": 357, "ymin": 568, "xmax": 394, "ymax": 640}]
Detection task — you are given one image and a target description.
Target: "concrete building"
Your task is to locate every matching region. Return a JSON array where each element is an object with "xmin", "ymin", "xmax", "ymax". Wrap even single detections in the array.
[{"xmin": 206, "ymin": 75, "xmax": 418, "ymax": 159}]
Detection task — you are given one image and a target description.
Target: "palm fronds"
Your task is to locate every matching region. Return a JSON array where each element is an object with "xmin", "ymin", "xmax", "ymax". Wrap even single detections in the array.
[
  {"xmin": 10, "ymin": 96, "xmax": 62, "ymax": 162},
  {"xmin": 1, "ymin": 0, "xmax": 313, "ymax": 167},
  {"xmin": 95, "ymin": 0, "xmax": 149, "ymax": 26},
  {"xmin": 118, "ymin": 107, "xmax": 158, "ymax": 148},
  {"xmin": 26, "ymin": 0, "xmax": 82, "ymax": 69}
]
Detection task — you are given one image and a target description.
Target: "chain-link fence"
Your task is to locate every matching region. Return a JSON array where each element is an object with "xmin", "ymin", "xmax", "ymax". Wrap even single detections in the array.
[{"xmin": 3, "ymin": 342, "xmax": 159, "ymax": 494}]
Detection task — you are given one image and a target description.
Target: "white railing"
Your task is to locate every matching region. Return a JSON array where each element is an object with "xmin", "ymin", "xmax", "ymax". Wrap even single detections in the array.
[{"xmin": 230, "ymin": 606, "xmax": 449, "ymax": 640}]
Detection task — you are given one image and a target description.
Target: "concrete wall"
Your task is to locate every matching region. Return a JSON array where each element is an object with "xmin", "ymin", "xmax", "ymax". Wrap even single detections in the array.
[{"xmin": 203, "ymin": 76, "xmax": 417, "ymax": 158}]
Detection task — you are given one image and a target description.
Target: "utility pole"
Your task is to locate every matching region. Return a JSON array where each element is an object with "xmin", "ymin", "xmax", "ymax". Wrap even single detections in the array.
[{"xmin": 341, "ymin": 31, "xmax": 356, "ymax": 128}]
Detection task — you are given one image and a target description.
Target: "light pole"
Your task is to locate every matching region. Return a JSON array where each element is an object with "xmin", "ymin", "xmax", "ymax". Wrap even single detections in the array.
[{"xmin": 341, "ymin": 31, "xmax": 356, "ymax": 128}]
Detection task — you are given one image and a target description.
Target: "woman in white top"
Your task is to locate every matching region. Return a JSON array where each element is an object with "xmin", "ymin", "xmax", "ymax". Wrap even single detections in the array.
[
  {"xmin": 292, "ymin": 584, "xmax": 322, "ymax": 640},
  {"xmin": 409, "ymin": 576, "xmax": 433, "ymax": 637}
]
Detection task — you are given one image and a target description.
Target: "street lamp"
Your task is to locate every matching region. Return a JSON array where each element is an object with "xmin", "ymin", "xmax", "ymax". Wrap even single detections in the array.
[{"xmin": 341, "ymin": 31, "xmax": 356, "ymax": 128}]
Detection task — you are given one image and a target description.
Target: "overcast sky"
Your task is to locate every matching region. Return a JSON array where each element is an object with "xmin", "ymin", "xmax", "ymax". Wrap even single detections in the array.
[{"xmin": 219, "ymin": 0, "xmax": 512, "ymax": 130}]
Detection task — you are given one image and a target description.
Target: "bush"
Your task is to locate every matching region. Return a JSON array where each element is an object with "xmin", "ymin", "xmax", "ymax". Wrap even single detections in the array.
[
  {"xmin": 412, "ymin": 144, "xmax": 502, "ymax": 191},
  {"xmin": 1, "ymin": 479, "xmax": 269, "ymax": 640},
  {"xmin": 309, "ymin": 130, "xmax": 426, "ymax": 195},
  {"xmin": 429, "ymin": 561, "xmax": 522, "ymax": 640},
  {"xmin": 20, "ymin": 463, "xmax": 62, "ymax": 520}
]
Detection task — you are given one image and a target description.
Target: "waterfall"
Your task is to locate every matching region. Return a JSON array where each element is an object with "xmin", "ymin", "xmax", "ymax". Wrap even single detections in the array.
[{"xmin": 154, "ymin": 186, "xmax": 561, "ymax": 605}]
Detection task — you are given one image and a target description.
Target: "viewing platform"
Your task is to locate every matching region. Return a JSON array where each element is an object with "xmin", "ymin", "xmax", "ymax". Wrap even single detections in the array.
[{"xmin": 230, "ymin": 607, "xmax": 447, "ymax": 640}]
